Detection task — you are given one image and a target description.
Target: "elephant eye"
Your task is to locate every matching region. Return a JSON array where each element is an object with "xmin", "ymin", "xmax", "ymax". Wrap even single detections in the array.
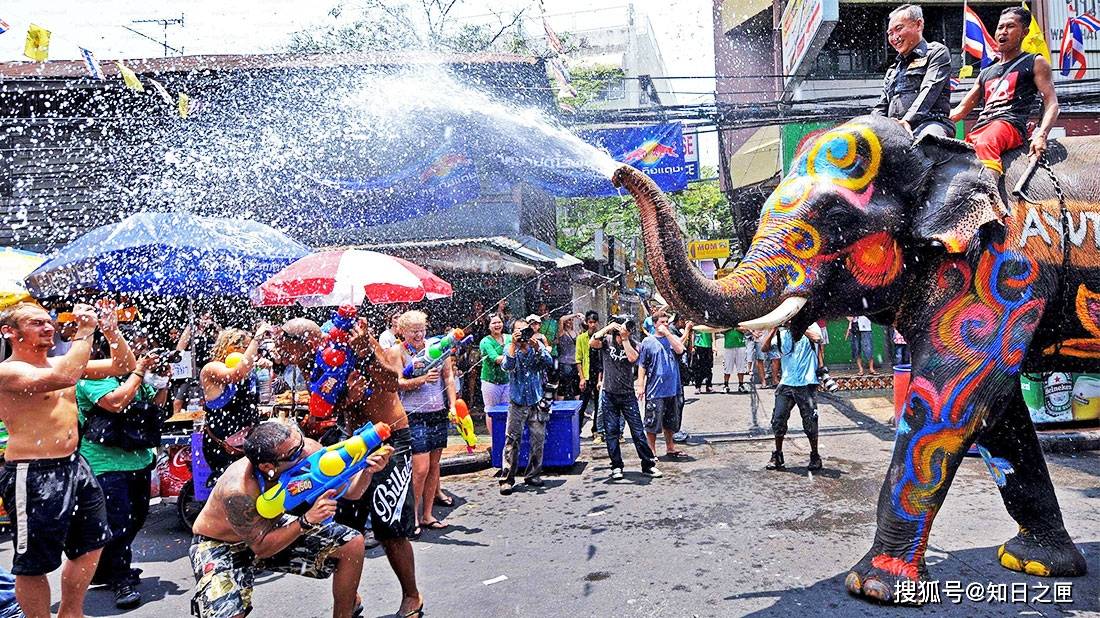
[{"xmin": 818, "ymin": 203, "xmax": 863, "ymax": 244}]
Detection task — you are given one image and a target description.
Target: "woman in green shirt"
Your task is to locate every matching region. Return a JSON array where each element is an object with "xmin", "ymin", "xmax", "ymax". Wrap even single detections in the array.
[
  {"xmin": 478, "ymin": 315, "xmax": 510, "ymax": 435},
  {"xmin": 76, "ymin": 340, "xmax": 169, "ymax": 610}
]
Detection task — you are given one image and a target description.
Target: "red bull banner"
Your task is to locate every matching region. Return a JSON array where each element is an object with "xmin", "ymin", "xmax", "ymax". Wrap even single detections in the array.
[{"xmin": 498, "ymin": 122, "xmax": 690, "ymax": 198}]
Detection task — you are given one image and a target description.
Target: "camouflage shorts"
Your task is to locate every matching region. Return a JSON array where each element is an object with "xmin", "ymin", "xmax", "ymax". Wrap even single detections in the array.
[{"xmin": 189, "ymin": 517, "xmax": 360, "ymax": 618}]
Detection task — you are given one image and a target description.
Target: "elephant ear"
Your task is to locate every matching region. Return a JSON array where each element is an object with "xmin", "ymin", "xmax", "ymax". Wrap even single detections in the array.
[{"xmin": 909, "ymin": 134, "xmax": 1007, "ymax": 253}]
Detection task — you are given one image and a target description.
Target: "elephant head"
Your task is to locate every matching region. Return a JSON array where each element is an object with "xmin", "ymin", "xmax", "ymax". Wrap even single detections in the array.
[{"xmin": 613, "ymin": 115, "xmax": 1007, "ymax": 332}]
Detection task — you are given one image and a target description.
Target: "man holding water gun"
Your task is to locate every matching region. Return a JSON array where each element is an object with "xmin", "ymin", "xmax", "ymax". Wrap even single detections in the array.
[
  {"xmin": 275, "ymin": 317, "xmax": 425, "ymax": 618},
  {"xmin": 190, "ymin": 421, "xmax": 392, "ymax": 618}
]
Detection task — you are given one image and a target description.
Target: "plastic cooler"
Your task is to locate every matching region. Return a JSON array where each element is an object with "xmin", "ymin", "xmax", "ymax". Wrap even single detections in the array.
[
  {"xmin": 893, "ymin": 364, "xmax": 911, "ymax": 423},
  {"xmin": 488, "ymin": 400, "xmax": 582, "ymax": 469}
]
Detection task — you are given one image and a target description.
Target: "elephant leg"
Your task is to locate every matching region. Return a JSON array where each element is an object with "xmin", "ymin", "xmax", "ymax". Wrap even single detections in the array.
[
  {"xmin": 975, "ymin": 387, "xmax": 1088, "ymax": 577},
  {"xmin": 844, "ymin": 384, "xmax": 986, "ymax": 604}
]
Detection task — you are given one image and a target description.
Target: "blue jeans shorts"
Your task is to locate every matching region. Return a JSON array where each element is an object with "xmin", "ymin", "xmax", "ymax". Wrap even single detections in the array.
[{"xmin": 408, "ymin": 409, "xmax": 449, "ymax": 454}]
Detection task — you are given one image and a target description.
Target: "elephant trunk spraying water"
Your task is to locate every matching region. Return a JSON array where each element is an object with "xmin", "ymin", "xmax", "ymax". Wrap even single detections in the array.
[{"xmin": 610, "ymin": 166, "xmax": 807, "ymax": 331}]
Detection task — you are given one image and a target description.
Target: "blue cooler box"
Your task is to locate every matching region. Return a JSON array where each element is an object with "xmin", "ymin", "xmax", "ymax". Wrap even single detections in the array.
[{"xmin": 488, "ymin": 401, "xmax": 582, "ymax": 469}]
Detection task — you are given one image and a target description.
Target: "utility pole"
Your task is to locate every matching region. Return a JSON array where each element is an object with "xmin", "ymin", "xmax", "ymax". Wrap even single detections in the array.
[{"xmin": 123, "ymin": 15, "xmax": 185, "ymax": 57}]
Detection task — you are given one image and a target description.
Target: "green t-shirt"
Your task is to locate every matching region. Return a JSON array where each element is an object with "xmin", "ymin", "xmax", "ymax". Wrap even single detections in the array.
[
  {"xmin": 693, "ymin": 331, "xmax": 713, "ymax": 348},
  {"xmin": 540, "ymin": 319, "xmax": 559, "ymax": 356},
  {"xmin": 76, "ymin": 377, "xmax": 157, "ymax": 474},
  {"xmin": 479, "ymin": 335, "xmax": 512, "ymax": 385},
  {"xmin": 723, "ymin": 330, "xmax": 745, "ymax": 348}
]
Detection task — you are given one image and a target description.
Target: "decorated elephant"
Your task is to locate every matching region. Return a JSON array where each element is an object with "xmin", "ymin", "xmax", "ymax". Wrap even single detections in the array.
[{"xmin": 612, "ymin": 114, "xmax": 1095, "ymax": 603}]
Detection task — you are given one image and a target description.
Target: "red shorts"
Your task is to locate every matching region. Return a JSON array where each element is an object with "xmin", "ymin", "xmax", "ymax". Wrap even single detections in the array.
[{"xmin": 965, "ymin": 120, "xmax": 1024, "ymax": 174}]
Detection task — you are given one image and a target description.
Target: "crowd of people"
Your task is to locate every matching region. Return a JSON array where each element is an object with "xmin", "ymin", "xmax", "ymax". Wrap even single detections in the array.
[{"xmin": 0, "ymin": 292, "xmax": 916, "ymax": 618}]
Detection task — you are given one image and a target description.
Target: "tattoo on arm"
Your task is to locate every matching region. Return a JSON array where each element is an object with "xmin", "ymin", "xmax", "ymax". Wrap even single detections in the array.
[{"xmin": 225, "ymin": 493, "xmax": 276, "ymax": 546}]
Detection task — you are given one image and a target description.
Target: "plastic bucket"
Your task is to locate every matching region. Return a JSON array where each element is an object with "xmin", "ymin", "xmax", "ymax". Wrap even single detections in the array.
[{"xmin": 893, "ymin": 364, "xmax": 911, "ymax": 423}]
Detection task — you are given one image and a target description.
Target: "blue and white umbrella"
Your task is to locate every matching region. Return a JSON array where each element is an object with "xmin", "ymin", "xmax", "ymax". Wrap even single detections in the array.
[{"xmin": 26, "ymin": 212, "xmax": 310, "ymax": 297}]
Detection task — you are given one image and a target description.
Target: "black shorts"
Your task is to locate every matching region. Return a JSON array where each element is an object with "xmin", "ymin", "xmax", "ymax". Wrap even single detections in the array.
[
  {"xmin": 0, "ymin": 453, "xmax": 111, "ymax": 576},
  {"xmin": 644, "ymin": 396, "xmax": 683, "ymax": 433},
  {"xmin": 772, "ymin": 384, "xmax": 819, "ymax": 437},
  {"xmin": 335, "ymin": 427, "xmax": 417, "ymax": 540}
]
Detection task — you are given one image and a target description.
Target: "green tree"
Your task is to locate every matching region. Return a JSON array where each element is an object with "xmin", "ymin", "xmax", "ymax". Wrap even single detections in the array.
[
  {"xmin": 556, "ymin": 167, "xmax": 731, "ymax": 258},
  {"xmin": 287, "ymin": 0, "xmax": 527, "ymax": 53}
]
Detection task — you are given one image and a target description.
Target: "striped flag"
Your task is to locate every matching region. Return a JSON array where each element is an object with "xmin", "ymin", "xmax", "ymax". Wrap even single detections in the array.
[
  {"xmin": 1077, "ymin": 12, "xmax": 1100, "ymax": 31},
  {"xmin": 949, "ymin": 77, "xmax": 961, "ymax": 91},
  {"xmin": 962, "ymin": 3, "xmax": 998, "ymax": 67},
  {"xmin": 79, "ymin": 47, "xmax": 104, "ymax": 80},
  {"xmin": 0, "ymin": 19, "xmax": 10, "ymax": 34},
  {"xmin": 1058, "ymin": 4, "xmax": 1098, "ymax": 80}
]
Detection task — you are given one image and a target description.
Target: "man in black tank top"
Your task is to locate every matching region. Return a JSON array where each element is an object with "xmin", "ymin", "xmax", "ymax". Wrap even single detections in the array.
[{"xmin": 950, "ymin": 6, "xmax": 1059, "ymax": 175}]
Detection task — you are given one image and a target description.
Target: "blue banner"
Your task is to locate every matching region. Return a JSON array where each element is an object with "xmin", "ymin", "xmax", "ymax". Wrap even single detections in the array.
[{"xmin": 491, "ymin": 122, "xmax": 690, "ymax": 198}]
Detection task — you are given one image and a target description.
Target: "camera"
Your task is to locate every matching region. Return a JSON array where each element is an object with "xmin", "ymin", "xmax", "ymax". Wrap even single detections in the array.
[
  {"xmin": 517, "ymin": 326, "xmax": 535, "ymax": 342},
  {"xmin": 609, "ymin": 315, "xmax": 636, "ymax": 332},
  {"xmin": 538, "ymin": 382, "xmax": 557, "ymax": 415},
  {"xmin": 817, "ymin": 366, "xmax": 839, "ymax": 392},
  {"xmin": 146, "ymin": 347, "xmax": 183, "ymax": 373}
]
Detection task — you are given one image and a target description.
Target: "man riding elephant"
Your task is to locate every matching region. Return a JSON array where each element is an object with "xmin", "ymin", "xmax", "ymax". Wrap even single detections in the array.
[
  {"xmin": 613, "ymin": 113, "xmax": 1094, "ymax": 603},
  {"xmin": 951, "ymin": 6, "xmax": 1060, "ymax": 176},
  {"xmin": 873, "ymin": 4, "xmax": 954, "ymax": 139}
]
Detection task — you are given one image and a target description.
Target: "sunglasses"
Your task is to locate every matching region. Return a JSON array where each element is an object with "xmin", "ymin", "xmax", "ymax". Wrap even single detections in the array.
[{"xmin": 277, "ymin": 433, "xmax": 306, "ymax": 464}]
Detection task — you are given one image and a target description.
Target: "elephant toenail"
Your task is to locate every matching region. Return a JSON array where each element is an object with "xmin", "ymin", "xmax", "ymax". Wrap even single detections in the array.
[
  {"xmin": 844, "ymin": 572, "xmax": 862, "ymax": 593},
  {"xmin": 1024, "ymin": 561, "xmax": 1051, "ymax": 576},
  {"xmin": 863, "ymin": 578, "xmax": 892, "ymax": 601}
]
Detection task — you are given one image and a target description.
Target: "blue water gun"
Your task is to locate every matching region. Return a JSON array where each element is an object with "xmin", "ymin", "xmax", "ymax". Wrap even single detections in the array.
[
  {"xmin": 402, "ymin": 328, "xmax": 474, "ymax": 379},
  {"xmin": 309, "ymin": 305, "xmax": 367, "ymax": 418},
  {"xmin": 255, "ymin": 421, "xmax": 392, "ymax": 519}
]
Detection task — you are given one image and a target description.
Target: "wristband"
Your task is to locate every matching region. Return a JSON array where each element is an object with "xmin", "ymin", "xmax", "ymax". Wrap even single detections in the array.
[
  {"xmin": 71, "ymin": 333, "xmax": 95, "ymax": 342},
  {"xmin": 298, "ymin": 514, "xmax": 319, "ymax": 532},
  {"xmin": 130, "ymin": 371, "xmax": 146, "ymax": 380}
]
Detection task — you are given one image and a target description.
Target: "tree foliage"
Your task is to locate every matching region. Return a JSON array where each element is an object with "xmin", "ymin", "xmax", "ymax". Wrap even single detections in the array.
[
  {"xmin": 287, "ymin": 0, "xmax": 528, "ymax": 54},
  {"xmin": 557, "ymin": 167, "xmax": 732, "ymax": 258}
]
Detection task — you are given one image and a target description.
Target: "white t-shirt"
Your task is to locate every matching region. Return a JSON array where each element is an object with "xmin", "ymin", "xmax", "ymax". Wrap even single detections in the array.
[
  {"xmin": 378, "ymin": 329, "xmax": 398, "ymax": 349},
  {"xmin": 856, "ymin": 316, "xmax": 872, "ymax": 332}
]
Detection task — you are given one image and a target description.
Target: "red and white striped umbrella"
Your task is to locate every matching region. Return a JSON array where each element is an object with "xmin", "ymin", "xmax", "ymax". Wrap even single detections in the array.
[{"xmin": 252, "ymin": 249, "xmax": 453, "ymax": 307}]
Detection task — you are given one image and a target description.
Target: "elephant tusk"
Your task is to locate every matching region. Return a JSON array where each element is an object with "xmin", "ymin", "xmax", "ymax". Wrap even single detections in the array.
[{"xmin": 738, "ymin": 297, "xmax": 809, "ymax": 331}]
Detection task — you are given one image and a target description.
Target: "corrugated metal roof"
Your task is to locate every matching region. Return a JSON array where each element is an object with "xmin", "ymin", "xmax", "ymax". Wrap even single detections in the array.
[
  {"xmin": 0, "ymin": 51, "xmax": 540, "ymax": 79},
  {"xmin": 348, "ymin": 235, "xmax": 582, "ymax": 270}
]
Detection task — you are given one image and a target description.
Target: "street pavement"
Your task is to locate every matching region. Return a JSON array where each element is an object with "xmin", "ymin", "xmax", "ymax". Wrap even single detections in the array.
[{"xmin": 14, "ymin": 381, "xmax": 1099, "ymax": 617}]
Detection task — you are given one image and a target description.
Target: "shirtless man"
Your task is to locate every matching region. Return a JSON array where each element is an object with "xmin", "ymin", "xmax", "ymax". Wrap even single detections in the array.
[
  {"xmin": 190, "ymin": 421, "xmax": 391, "ymax": 618},
  {"xmin": 276, "ymin": 317, "xmax": 424, "ymax": 618},
  {"xmin": 0, "ymin": 301, "xmax": 136, "ymax": 618}
]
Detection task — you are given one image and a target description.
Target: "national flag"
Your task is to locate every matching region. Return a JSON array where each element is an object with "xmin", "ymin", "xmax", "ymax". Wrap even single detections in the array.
[
  {"xmin": 0, "ymin": 19, "xmax": 11, "ymax": 34},
  {"xmin": 1021, "ymin": 2, "xmax": 1052, "ymax": 62},
  {"xmin": 23, "ymin": 24, "xmax": 50, "ymax": 62},
  {"xmin": 148, "ymin": 78, "xmax": 173, "ymax": 105},
  {"xmin": 949, "ymin": 77, "xmax": 961, "ymax": 91},
  {"xmin": 1059, "ymin": 15, "xmax": 1087, "ymax": 79},
  {"xmin": 1075, "ymin": 12, "xmax": 1100, "ymax": 32},
  {"xmin": 962, "ymin": 4, "xmax": 998, "ymax": 67},
  {"xmin": 539, "ymin": 0, "xmax": 566, "ymax": 55},
  {"xmin": 79, "ymin": 47, "xmax": 104, "ymax": 80},
  {"xmin": 115, "ymin": 61, "xmax": 145, "ymax": 92}
]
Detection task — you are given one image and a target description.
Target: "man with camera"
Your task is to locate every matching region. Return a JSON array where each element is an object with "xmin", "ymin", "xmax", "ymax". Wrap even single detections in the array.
[
  {"xmin": 0, "ymin": 301, "xmax": 137, "ymax": 617},
  {"xmin": 590, "ymin": 316, "xmax": 660, "ymax": 481},
  {"xmin": 761, "ymin": 322, "xmax": 825, "ymax": 471},
  {"xmin": 76, "ymin": 329, "xmax": 172, "ymax": 609},
  {"xmin": 499, "ymin": 318, "xmax": 554, "ymax": 494}
]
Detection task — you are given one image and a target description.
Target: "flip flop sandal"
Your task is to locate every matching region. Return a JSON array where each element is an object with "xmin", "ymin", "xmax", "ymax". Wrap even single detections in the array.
[
  {"xmin": 422, "ymin": 520, "xmax": 449, "ymax": 530},
  {"xmin": 434, "ymin": 494, "xmax": 454, "ymax": 507},
  {"xmin": 666, "ymin": 450, "xmax": 690, "ymax": 459}
]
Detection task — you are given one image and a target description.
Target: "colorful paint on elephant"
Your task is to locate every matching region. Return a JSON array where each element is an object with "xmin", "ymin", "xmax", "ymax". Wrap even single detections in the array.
[
  {"xmin": 841, "ymin": 232, "xmax": 903, "ymax": 288},
  {"xmin": 729, "ymin": 122, "xmax": 883, "ymax": 298},
  {"xmin": 1044, "ymin": 284, "xmax": 1100, "ymax": 358},
  {"xmin": 886, "ymin": 241, "xmax": 1044, "ymax": 573}
]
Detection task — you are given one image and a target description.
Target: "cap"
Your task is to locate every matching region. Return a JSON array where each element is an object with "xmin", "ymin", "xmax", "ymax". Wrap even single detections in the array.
[{"xmin": 525, "ymin": 314, "xmax": 542, "ymax": 323}]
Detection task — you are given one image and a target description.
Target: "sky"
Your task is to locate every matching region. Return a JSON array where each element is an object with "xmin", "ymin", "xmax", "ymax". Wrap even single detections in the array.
[{"xmin": 0, "ymin": 0, "xmax": 718, "ymax": 163}]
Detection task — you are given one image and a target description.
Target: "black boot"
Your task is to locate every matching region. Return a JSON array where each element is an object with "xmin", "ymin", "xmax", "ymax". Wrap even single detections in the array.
[{"xmin": 766, "ymin": 450, "xmax": 785, "ymax": 470}]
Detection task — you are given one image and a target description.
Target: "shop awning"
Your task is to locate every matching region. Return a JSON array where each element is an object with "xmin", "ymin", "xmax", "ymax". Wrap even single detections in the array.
[
  {"xmin": 347, "ymin": 234, "xmax": 583, "ymax": 276},
  {"xmin": 727, "ymin": 125, "xmax": 781, "ymax": 190}
]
